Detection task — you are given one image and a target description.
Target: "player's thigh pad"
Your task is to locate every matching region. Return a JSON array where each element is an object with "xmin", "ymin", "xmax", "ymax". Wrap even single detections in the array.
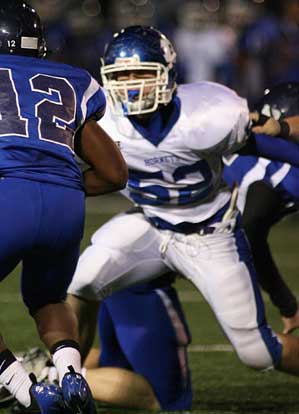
[
  {"xmin": 68, "ymin": 212, "xmax": 169, "ymax": 300},
  {"xmin": 165, "ymin": 225, "xmax": 282, "ymax": 369}
]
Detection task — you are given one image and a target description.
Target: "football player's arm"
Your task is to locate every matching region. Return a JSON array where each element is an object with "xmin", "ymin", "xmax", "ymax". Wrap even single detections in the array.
[
  {"xmin": 250, "ymin": 112, "xmax": 299, "ymax": 142},
  {"xmin": 75, "ymin": 120, "xmax": 128, "ymax": 196},
  {"xmin": 238, "ymin": 133, "xmax": 299, "ymax": 166}
]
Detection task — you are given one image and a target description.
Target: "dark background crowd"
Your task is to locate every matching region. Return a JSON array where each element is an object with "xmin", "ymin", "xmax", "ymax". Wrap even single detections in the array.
[{"xmin": 32, "ymin": 0, "xmax": 299, "ymax": 108}]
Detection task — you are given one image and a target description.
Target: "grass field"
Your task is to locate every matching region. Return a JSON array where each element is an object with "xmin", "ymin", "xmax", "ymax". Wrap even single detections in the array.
[{"xmin": 1, "ymin": 195, "xmax": 299, "ymax": 414}]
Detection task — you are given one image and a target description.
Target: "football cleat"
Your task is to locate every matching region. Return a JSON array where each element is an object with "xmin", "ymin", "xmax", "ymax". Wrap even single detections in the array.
[
  {"xmin": 11, "ymin": 373, "xmax": 64, "ymax": 414},
  {"xmin": 61, "ymin": 366, "xmax": 95, "ymax": 414}
]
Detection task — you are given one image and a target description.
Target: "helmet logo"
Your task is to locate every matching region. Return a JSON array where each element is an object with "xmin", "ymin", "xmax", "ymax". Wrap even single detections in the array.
[{"xmin": 160, "ymin": 37, "xmax": 176, "ymax": 69}]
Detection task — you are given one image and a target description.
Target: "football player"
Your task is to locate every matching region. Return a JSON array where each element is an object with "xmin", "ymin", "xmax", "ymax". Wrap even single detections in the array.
[
  {"xmin": 0, "ymin": 1, "xmax": 127, "ymax": 414},
  {"xmin": 67, "ymin": 25, "xmax": 299, "ymax": 397},
  {"xmin": 223, "ymin": 82, "xmax": 299, "ymax": 334},
  {"xmin": 84, "ymin": 274, "xmax": 192, "ymax": 411}
]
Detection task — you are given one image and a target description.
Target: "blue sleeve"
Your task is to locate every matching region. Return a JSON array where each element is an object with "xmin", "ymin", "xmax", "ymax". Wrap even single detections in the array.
[
  {"xmin": 75, "ymin": 69, "xmax": 106, "ymax": 125},
  {"xmin": 253, "ymin": 134, "xmax": 299, "ymax": 166},
  {"xmin": 85, "ymin": 84, "xmax": 106, "ymax": 122}
]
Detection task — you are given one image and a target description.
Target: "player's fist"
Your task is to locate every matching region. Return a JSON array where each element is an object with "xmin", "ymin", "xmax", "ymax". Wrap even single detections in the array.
[{"xmin": 250, "ymin": 112, "xmax": 281, "ymax": 136}]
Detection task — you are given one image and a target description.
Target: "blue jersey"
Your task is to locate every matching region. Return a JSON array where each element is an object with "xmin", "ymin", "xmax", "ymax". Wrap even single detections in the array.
[
  {"xmin": 0, "ymin": 54, "xmax": 105, "ymax": 189},
  {"xmin": 223, "ymin": 134, "xmax": 299, "ymax": 211}
]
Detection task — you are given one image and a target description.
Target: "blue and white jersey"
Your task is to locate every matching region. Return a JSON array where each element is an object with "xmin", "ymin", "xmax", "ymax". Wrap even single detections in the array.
[
  {"xmin": 99, "ymin": 82, "xmax": 249, "ymax": 228},
  {"xmin": 0, "ymin": 54, "xmax": 105, "ymax": 189},
  {"xmin": 223, "ymin": 143, "xmax": 299, "ymax": 212}
]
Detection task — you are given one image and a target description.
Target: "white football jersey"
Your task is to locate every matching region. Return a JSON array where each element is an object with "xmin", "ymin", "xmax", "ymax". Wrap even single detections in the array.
[
  {"xmin": 70, "ymin": 83, "xmax": 277, "ymax": 374},
  {"xmin": 99, "ymin": 82, "xmax": 249, "ymax": 226}
]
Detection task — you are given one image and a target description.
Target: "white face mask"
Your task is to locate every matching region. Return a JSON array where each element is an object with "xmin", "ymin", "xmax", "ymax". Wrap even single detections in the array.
[{"xmin": 101, "ymin": 58, "xmax": 176, "ymax": 116}]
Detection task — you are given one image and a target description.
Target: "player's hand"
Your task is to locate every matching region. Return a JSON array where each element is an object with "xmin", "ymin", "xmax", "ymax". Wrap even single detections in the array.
[
  {"xmin": 281, "ymin": 311, "xmax": 299, "ymax": 334},
  {"xmin": 250, "ymin": 112, "xmax": 281, "ymax": 136},
  {"xmin": 249, "ymin": 111, "xmax": 259, "ymax": 124}
]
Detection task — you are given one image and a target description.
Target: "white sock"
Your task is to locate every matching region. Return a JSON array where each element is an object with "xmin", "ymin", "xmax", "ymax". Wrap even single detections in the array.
[
  {"xmin": 52, "ymin": 347, "xmax": 81, "ymax": 385},
  {"xmin": 0, "ymin": 360, "xmax": 32, "ymax": 407},
  {"xmin": 44, "ymin": 365, "xmax": 58, "ymax": 383},
  {"xmin": 44, "ymin": 365, "xmax": 86, "ymax": 383}
]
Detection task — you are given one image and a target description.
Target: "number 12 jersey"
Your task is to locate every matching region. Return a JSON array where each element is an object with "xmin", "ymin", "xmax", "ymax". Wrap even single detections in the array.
[{"xmin": 0, "ymin": 54, "xmax": 106, "ymax": 190}]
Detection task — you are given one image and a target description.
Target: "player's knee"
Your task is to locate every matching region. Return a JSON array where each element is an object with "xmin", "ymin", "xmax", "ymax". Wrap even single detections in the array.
[
  {"xmin": 235, "ymin": 343, "xmax": 274, "ymax": 371},
  {"xmin": 232, "ymin": 328, "xmax": 281, "ymax": 371}
]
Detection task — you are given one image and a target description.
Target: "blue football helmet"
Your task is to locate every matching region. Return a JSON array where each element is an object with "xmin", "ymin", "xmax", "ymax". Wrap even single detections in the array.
[
  {"xmin": 257, "ymin": 82, "xmax": 299, "ymax": 119},
  {"xmin": 0, "ymin": 0, "xmax": 47, "ymax": 58},
  {"xmin": 101, "ymin": 25, "xmax": 177, "ymax": 116}
]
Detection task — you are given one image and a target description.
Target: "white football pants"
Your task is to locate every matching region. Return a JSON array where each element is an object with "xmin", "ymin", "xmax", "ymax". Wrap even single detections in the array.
[{"xmin": 68, "ymin": 211, "xmax": 282, "ymax": 370}]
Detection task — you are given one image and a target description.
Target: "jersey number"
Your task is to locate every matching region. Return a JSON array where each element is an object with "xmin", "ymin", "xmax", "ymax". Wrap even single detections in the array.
[
  {"xmin": 0, "ymin": 69, "xmax": 76, "ymax": 149},
  {"xmin": 0, "ymin": 69, "xmax": 27, "ymax": 137},
  {"xmin": 129, "ymin": 160, "xmax": 213, "ymax": 206}
]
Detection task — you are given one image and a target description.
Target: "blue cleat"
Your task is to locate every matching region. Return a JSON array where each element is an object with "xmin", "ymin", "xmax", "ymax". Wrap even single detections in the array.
[
  {"xmin": 61, "ymin": 366, "xmax": 95, "ymax": 414},
  {"xmin": 11, "ymin": 374, "xmax": 64, "ymax": 414},
  {"xmin": 30, "ymin": 382, "xmax": 64, "ymax": 414}
]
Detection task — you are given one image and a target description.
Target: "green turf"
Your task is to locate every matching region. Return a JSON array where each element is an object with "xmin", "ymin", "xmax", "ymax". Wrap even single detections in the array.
[{"xmin": 1, "ymin": 204, "xmax": 299, "ymax": 414}]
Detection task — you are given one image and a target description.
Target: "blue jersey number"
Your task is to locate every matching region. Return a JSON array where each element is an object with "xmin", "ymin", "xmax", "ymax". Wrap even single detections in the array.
[
  {"xmin": 0, "ymin": 69, "xmax": 28, "ymax": 137},
  {"xmin": 129, "ymin": 160, "xmax": 213, "ymax": 206},
  {"xmin": 0, "ymin": 69, "xmax": 76, "ymax": 149},
  {"xmin": 30, "ymin": 75, "xmax": 76, "ymax": 148}
]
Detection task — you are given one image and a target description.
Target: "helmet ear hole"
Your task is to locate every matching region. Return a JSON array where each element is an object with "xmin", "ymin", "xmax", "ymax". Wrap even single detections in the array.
[
  {"xmin": 100, "ymin": 25, "xmax": 177, "ymax": 116},
  {"xmin": 0, "ymin": 0, "xmax": 47, "ymax": 58}
]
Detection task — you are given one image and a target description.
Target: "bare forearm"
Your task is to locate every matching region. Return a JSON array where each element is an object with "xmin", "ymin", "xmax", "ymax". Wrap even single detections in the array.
[
  {"xmin": 285, "ymin": 116, "xmax": 299, "ymax": 142},
  {"xmin": 83, "ymin": 168, "xmax": 126, "ymax": 196},
  {"xmin": 77, "ymin": 120, "xmax": 128, "ymax": 196},
  {"xmin": 85, "ymin": 367, "xmax": 160, "ymax": 410}
]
